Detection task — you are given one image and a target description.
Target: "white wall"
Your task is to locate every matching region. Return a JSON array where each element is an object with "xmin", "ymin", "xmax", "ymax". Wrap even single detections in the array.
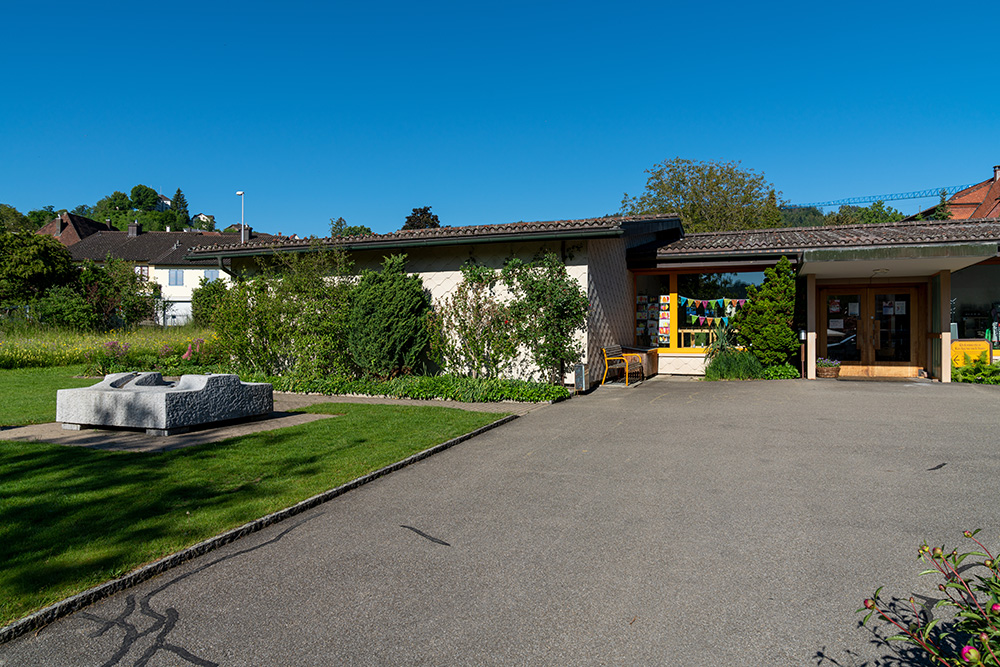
[{"xmin": 152, "ymin": 266, "xmax": 231, "ymax": 326}]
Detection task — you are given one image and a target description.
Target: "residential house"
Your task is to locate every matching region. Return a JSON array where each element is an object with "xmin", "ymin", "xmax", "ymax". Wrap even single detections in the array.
[
  {"xmin": 907, "ymin": 165, "xmax": 1000, "ymax": 220},
  {"xmin": 68, "ymin": 221, "xmax": 275, "ymax": 325},
  {"xmin": 35, "ymin": 212, "xmax": 113, "ymax": 247}
]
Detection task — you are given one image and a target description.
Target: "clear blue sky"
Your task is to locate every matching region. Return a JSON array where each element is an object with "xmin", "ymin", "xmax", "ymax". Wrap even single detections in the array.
[{"xmin": 3, "ymin": 1, "xmax": 999, "ymax": 236}]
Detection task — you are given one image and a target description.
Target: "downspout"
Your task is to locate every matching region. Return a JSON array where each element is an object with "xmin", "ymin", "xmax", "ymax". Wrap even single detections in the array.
[{"xmin": 217, "ymin": 257, "xmax": 235, "ymax": 277}]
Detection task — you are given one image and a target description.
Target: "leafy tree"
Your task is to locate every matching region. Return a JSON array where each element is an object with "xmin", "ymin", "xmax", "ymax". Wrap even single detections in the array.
[
  {"xmin": 348, "ymin": 254, "xmax": 432, "ymax": 377},
  {"xmin": 94, "ymin": 191, "xmax": 132, "ymax": 217},
  {"xmin": 779, "ymin": 206, "xmax": 825, "ymax": 228},
  {"xmin": 620, "ymin": 158, "xmax": 786, "ymax": 232},
  {"xmin": 501, "ymin": 253, "xmax": 589, "ymax": 384},
  {"xmin": 930, "ymin": 189, "xmax": 953, "ymax": 220},
  {"xmin": 824, "ymin": 200, "xmax": 904, "ymax": 226},
  {"xmin": 329, "ymin": 216, "xmax": 374, "ymax": 237},
  {"xmin": 734, "ymin": 255, "xmax": 798, "ymax": 367},
  {"xmin": 402, "ymin": 206, "xmax": 441, "ymax": 230},
  {"xmin": 0, "ymin": 232, "xmax": 77, "ymax": 312},
  {"xmin": 171, "ymin": 188, "xmax": 189, "ymax": 224},
  {"xmin": 70, "ymin": 204, "xmax": 94, "ymax": 217},
  {"xmin": 130, "ymin": 184, "xmax": 159, "ymax": 212},
  {"xmin": 78, "ymin": 256, "xmax": 161, "ymax": 329},
  {"xmin": 26, "ymin": 206, "xmax": 57, "ymax": 229},
  {"xmin": 0, "ymin": 204, "xmax": 30, "ymax": 232},
  {"xmin": 858, "ymin": 200, "xmax": 905, "ymax": 225}
]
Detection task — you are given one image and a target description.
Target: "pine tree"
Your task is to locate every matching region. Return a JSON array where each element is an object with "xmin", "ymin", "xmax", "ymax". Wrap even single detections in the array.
[
  {"xmin": 931, "ymin": 189, "xmax": 953, "ymax": 220},
  {"xmin": 734, "ymin": 256, "xmax": 798, "ymax": 368},
  {"xmin": 172, "ymin": 188, "xmax": 190, "ymax": 224}
]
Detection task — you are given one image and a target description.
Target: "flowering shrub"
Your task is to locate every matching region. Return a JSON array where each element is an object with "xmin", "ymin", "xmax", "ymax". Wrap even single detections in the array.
[
  {"xmin": 860, "ymin": 529, "xmax": 1000, "ymax": 665},
  {"xmin": 435, "ymin": 263, "xmax": 518, "ymax": 379},
  {"xmin": 816, "ymin": 357, "xmax": 841, "ymax": 368}
]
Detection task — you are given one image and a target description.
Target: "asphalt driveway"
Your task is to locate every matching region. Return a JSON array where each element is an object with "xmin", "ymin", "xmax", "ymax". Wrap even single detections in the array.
[{"xmin": 3, "ymin": 377, "xmax": 1000, "ymax": 665}]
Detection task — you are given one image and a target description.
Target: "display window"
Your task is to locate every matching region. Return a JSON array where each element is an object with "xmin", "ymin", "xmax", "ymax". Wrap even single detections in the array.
[
  {"xmin": 951, "ymin": 263, "xmax": 1000, "ymax": 349},
  {"xmin": 634, "ymin": 270, "xmax": 764, "ymax": 350}
]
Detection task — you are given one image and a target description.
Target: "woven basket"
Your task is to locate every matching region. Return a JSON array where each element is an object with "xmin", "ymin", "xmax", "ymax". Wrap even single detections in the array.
[{"xmin": 816, "ymin": 366, "xmax": 840, "ymax": 379}]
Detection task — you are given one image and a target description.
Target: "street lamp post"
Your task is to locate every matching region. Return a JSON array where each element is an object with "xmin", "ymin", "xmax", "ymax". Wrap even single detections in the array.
[{"xmin": 236, "ymin": 191, "xmax": 245, "ymax": 243}]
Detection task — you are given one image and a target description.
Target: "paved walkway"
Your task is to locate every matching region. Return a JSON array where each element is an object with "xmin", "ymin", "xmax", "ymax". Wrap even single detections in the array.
[{"xmin": 3, "ymin": 377, "xmax": 1000, "ymax": 665}]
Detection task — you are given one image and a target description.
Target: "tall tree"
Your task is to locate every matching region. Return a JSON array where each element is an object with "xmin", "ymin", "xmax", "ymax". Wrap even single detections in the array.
[
  {"xmin": 171, "ymin": 188, "xmax": 190, "ymax": 224},
  {"xmin": 70, "ymin": 204, "xmax": 94, "ymax": 217},
  {"xmin": 94, "ymin": 191, "xmax": 132, "ymax": 218},
  {"xmin": 402, "ymin": 206, "xmax": 441, "ymax": 230},
  {"xmin": 0, "ymin": 232, "xmax": 77, "ymax": 311},
  {"xmin": 931, "ymin": 189, "xmax": 953, "ymax": 220},
  {"xmin": 620, "ymin": 158, "xmax": 785, "ymax": 233},
  {"xmin": 329, "ymin": 216, "xmax": 373, "ymax": 237},
  {"xmin": 130, "ymin": 184, "xmax": 159, "ymax": 212},
  {"xmin": 0, "ymin": 204, "xmax": 30, "ymax": 232},
  {"xmin": 25, "ymin": 206, "xmax": 57, "ymax": 229}
]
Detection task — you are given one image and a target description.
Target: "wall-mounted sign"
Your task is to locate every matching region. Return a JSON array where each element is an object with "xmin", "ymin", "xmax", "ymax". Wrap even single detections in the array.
[{"xmin": 951, "ymin": 339, "xmax": 992, "ymax": 367}]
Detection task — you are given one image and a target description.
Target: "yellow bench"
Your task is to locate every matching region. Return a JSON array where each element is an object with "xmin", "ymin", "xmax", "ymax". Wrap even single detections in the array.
[{"xmin": 601, "ymin": 345, "xmax": 644, "ymax": 386}]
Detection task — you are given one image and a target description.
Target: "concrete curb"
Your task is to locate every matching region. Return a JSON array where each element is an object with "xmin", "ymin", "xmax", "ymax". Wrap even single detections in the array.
[{"xmin": 0, "ymin": 413, "xmax": 519, "ymax": 645}]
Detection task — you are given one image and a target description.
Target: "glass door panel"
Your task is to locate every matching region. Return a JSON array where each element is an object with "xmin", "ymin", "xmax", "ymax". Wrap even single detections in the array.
[
  {"xmin": 825, "ymin": 294, "xmax": 862, "ymax": 363},
  {"xmin": 873, "ymin": 293, "xmax": 911, "ymax": 363}
]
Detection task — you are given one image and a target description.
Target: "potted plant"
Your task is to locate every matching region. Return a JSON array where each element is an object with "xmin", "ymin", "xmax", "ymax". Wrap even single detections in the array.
[{"xmin": 816, "ymin": 357, "xmax": 841, "ymax": 378}]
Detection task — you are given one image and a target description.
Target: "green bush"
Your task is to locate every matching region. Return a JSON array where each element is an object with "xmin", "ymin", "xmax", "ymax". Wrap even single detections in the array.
[
  {"xmin": 29, "ymin": 286, "xmax": 99, "ymax": 330},
  {"xmin": 213, "ymin": 276, "xmax": 290, "ymax": 375},
  {"xmin": 952, "ymin": 352, "xmax": 1000, "ymax": 384},
  {"xmin": 734, "ymin": 255, "xmax": 798, "ymax": 367},
  {"xmin": 704, "ymin": 349, "xmax": 764, "ymax": 381},
  {"xmin": 763, "ymin": 362, "xmax": 799, "ymax": 379},
  {"xmin": 78, "ymin": 257, "xmax": 162, "ymax": 330},
  {"xmin": 190, "ymin": 276, "xmax": 228, "ymax": 327},
  {"xmin": 348, "ymin": 254, "xmax": 432, "ymax": 378}
]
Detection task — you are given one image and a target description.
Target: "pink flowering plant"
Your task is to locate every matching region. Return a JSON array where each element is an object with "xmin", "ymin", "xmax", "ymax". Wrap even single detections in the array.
[{"xmin": 860, "ymin": 529, "xmax": 1000, "ymax": 665}]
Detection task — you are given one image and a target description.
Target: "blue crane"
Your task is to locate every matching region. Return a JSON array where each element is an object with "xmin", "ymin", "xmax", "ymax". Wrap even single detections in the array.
[{"xmin": 784, "ymin": 183, "xmax": 979, "ymax": 209}]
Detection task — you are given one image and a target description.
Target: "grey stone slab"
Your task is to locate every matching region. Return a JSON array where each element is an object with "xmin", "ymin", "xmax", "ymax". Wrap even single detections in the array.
[{"xmin": 56, "ymin": 372, "xmax": 272, "ymax": 434}]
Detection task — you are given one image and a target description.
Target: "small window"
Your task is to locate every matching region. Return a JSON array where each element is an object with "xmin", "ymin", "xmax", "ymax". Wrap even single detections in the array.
[
  {"xmin": 134, "ymin": 265, "xmax": 149, "ymax": 278},
  {"xmin": 204, "ymin": 269, "xmax": 220, "ymax": 282},
  {"xmin": 168, "ymin": 269, "xmax": 184, "ymax": 286}
]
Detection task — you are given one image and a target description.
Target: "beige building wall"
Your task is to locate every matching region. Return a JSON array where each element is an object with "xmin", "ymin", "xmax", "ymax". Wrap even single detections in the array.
[{"xmin": 586, "ymin": 238, "xmax": 634, "ymax": 385}]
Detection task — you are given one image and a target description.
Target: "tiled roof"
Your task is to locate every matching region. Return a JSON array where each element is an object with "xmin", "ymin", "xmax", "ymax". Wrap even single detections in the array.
[
  {"xmin": 906, "ymin": 167, "xmax": 1000, "ymax": 220},
  {"xmin": 35, "ymin": 213, "xmax": 113, "ymax": 246},
  {"xmin": 68, "ymin": 230, "xmax": 274, "ymax": 265},
  {"xmin": 657, "ymin": 218, "xmax": 1000, "ymax": 257},
  {"xmin": 188, "ymin": 214, "xmax": 678, "ymax": 255}
]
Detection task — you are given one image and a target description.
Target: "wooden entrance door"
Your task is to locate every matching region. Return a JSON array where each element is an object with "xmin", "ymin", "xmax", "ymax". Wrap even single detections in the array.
[{"xmin": 819, "ymin": 288, "xmax": 920, "ymax": 377}]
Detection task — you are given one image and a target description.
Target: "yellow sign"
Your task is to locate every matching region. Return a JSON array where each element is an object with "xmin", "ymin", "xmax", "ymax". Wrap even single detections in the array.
[{"xmin": 951, "ymin": 339, "xmax": 992, "ymax": 367}]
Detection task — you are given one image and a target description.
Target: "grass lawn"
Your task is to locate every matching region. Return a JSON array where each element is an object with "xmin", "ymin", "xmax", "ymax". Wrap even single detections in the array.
[
  {"xmin": 0, "ymin": 365, "xmax": 95, "ymax": 426},
  {"xmin": 0, "ymin": 367, "xmax": 508, "ymax": 627}
]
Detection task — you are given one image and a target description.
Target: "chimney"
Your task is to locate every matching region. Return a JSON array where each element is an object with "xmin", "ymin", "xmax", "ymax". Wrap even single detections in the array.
[
  {"xmin": 166, "ymin": 225, "xmax": 171, "ymax": 232},
  {"xmin": 127, "ymin": 220, "xmax": 142, "ymax": 237},
  {"xmin": 994, "ymin": 165, "xmax": 1000, "ymax": 182}
]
